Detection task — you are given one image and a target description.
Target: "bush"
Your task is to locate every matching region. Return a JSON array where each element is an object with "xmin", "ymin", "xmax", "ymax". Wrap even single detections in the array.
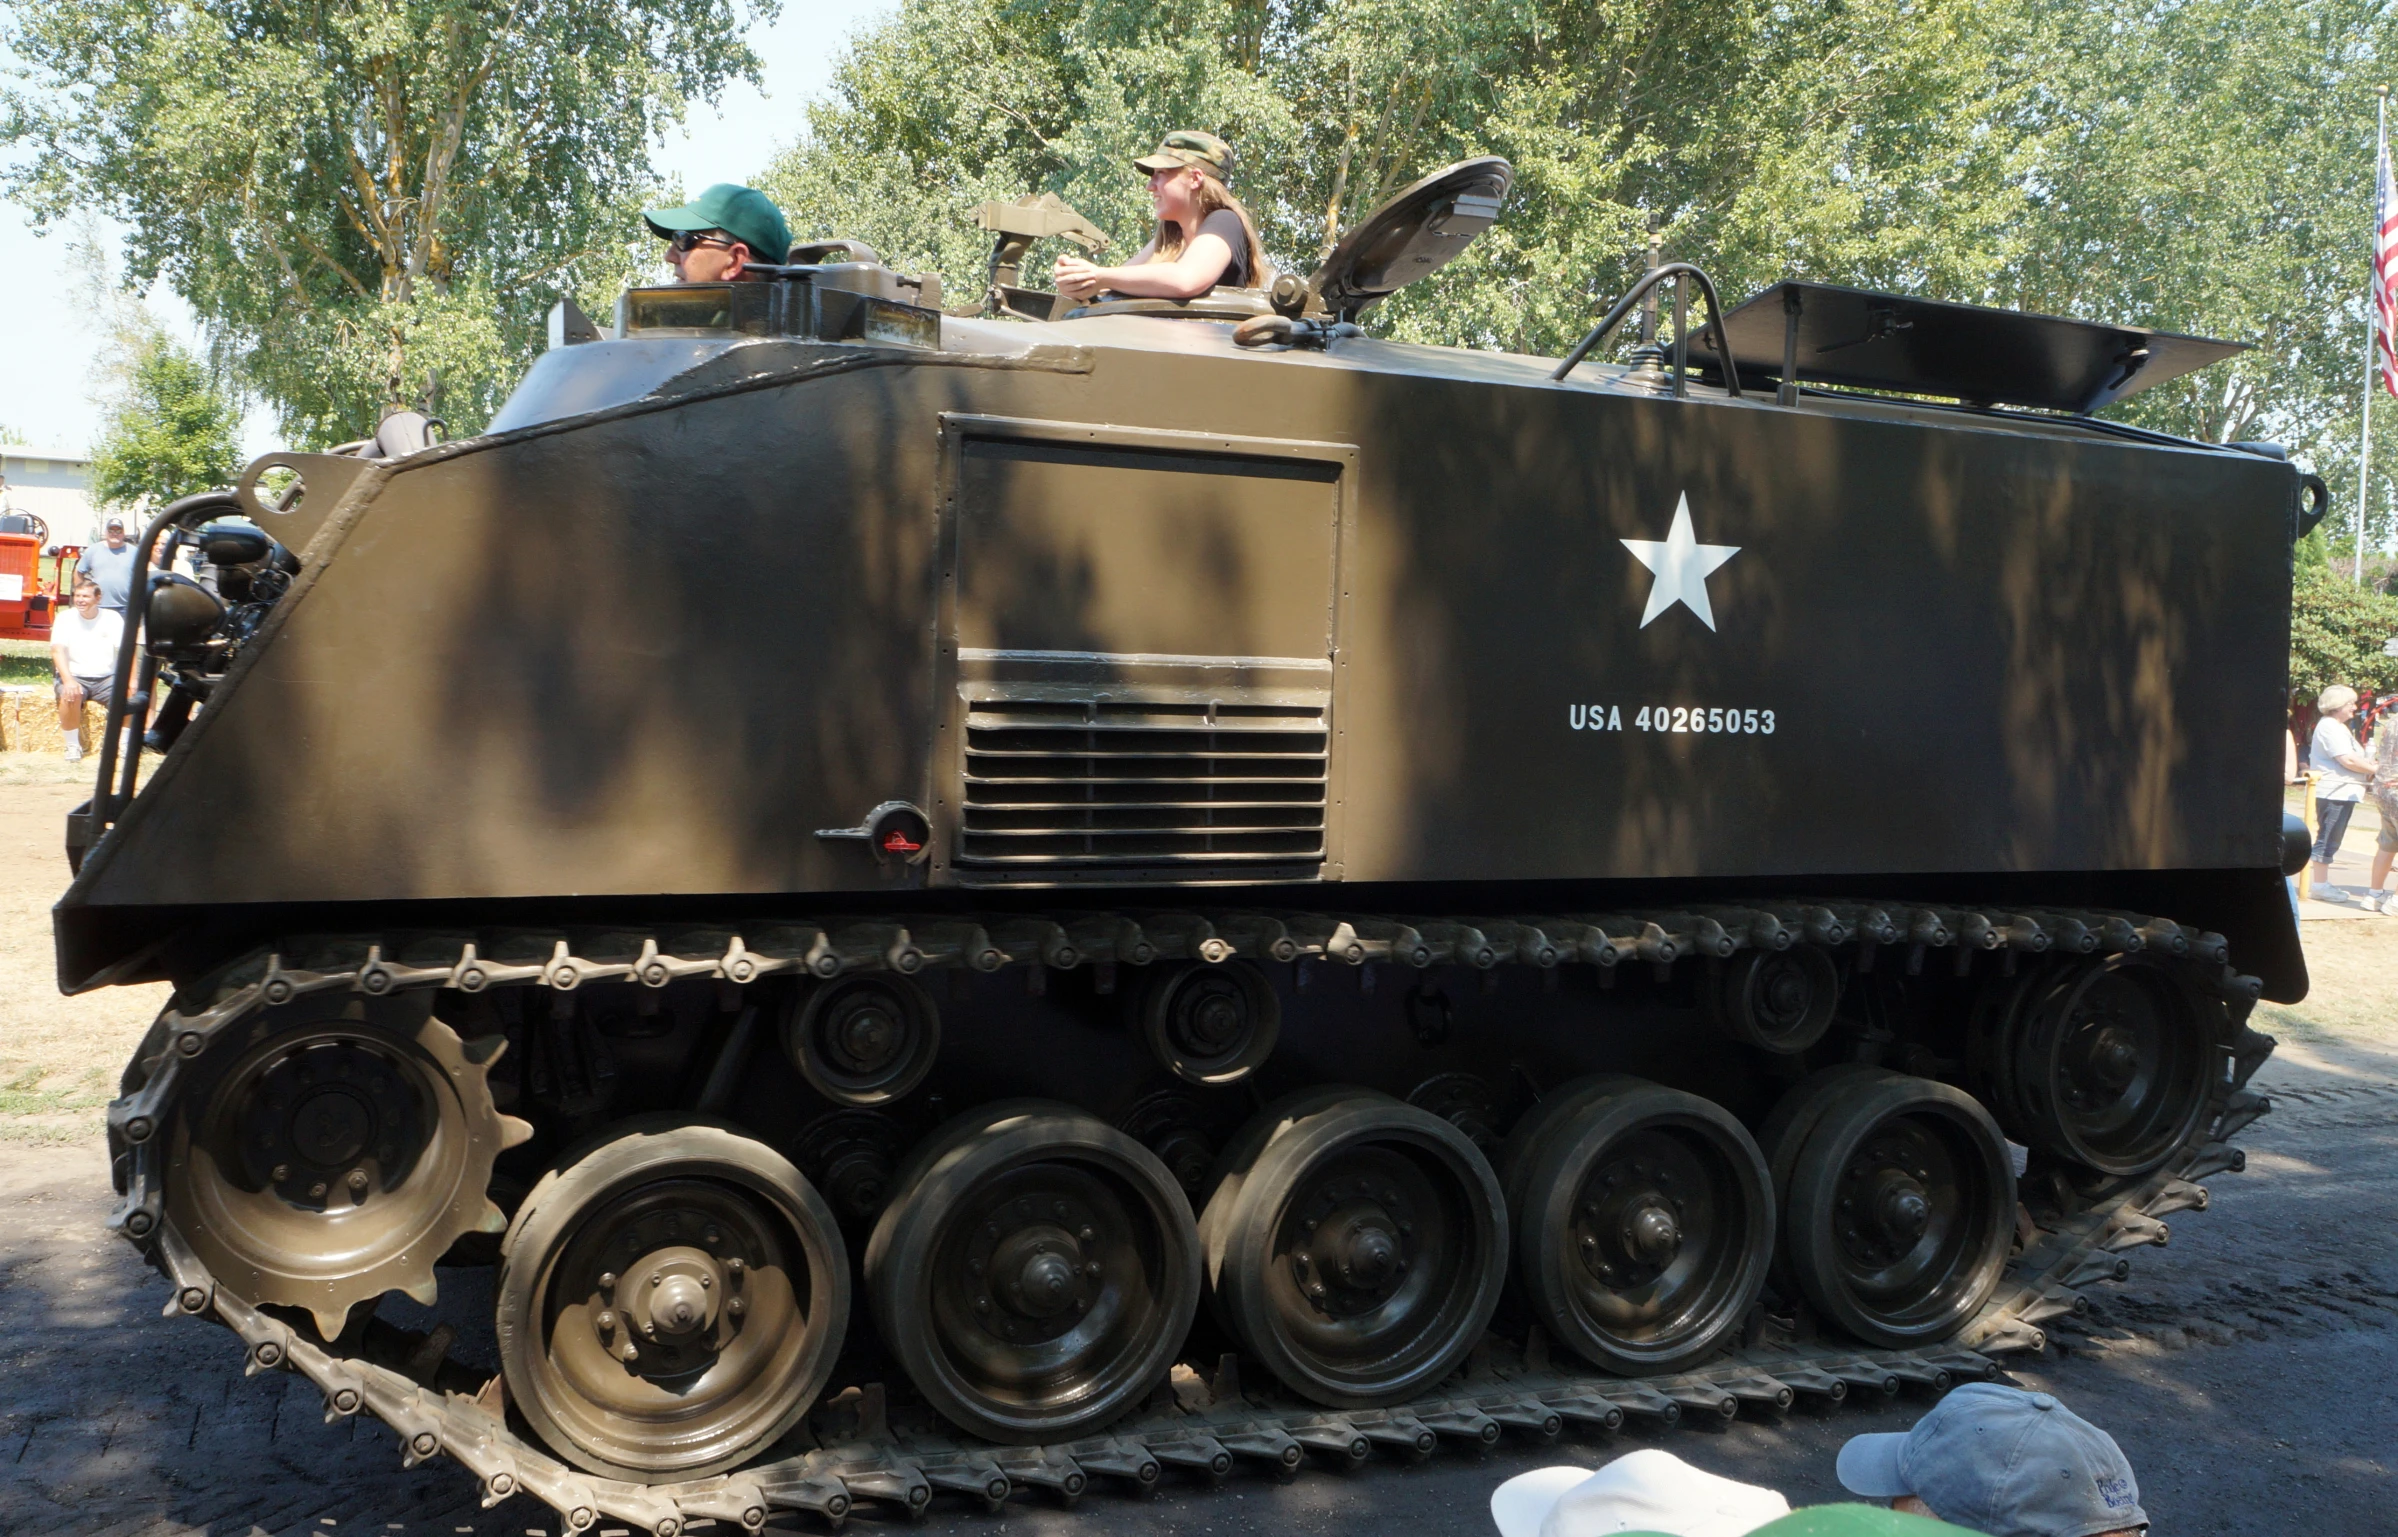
[{"xmin": 2290, "ymin": 562, "xmax": 2398, "ymax": 704}]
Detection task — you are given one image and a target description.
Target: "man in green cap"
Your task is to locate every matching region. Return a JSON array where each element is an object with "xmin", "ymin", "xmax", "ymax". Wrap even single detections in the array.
[{"xmin": 642, "ymin": 183, "xmax": 794, "ymax": 283}]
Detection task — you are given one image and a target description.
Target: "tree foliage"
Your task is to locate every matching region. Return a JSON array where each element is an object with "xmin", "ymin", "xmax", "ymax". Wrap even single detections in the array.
[
  {"xmin": 2290, "ymin": 561, "xmax": 2398, "ymax": 703},
  {"xmin": 3, "ymin": 0, "xmax": 772, "ymax": 443},
  {"xmin": 88, "ymin": 340, "xmax": 244, "ymax": 514},
  {"xmin": 761, "ymin": 0, "xmax": 2398, "ymax": 466}
]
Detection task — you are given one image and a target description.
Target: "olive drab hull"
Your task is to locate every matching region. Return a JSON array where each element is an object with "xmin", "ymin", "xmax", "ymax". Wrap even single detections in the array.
[
  {"xmin": 69, "ymin": 246, "xmax": 2300, "ymax": 1531},
  {"xmin": 60, "ymin": 318, "xmax": 2301, "ymax": 988}
]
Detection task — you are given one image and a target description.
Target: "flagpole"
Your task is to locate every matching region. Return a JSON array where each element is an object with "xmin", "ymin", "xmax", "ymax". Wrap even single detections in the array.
[{"xmin": 2362, "ymin": 88, "xmax": 2389, "ymax": 585}]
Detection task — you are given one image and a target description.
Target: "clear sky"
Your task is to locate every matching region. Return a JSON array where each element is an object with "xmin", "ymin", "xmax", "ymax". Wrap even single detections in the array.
[{"xmin": 0, "ymin": 0, "xmax": 893, "ymax": 459}]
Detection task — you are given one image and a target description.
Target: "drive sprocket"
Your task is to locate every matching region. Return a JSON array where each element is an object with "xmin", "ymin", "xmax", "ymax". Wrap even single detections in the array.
[{"xmin": 161, "ymin": 992, "xmax": 531, "ymax": 1339}]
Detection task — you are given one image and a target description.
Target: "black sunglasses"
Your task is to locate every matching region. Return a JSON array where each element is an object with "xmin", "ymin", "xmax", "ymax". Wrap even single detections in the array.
[{"xmin": 667, "ymin": 229, "xmax": 737, "ymax": 255}]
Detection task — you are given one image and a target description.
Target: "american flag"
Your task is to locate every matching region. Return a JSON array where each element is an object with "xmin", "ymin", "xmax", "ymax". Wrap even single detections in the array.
[{"xmin": 2379, "ymin": 133, "xmax": 2398, "ymax": 396}]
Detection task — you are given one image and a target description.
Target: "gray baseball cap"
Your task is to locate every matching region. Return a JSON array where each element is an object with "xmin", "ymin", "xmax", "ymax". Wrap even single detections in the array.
[{"xmin": 1836, "ymin": 1384, "xmax": 2145, "ymax": 1537}]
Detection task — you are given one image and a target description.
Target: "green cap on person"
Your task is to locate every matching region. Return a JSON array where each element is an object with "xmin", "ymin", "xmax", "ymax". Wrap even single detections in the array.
[
  {"xmin": 642, "ymin": 184, "xmax": 793, "ymax": 265},
  {"xmin": 1132, "ymin": 130, "xmax": 1236, "ymax": 183}
]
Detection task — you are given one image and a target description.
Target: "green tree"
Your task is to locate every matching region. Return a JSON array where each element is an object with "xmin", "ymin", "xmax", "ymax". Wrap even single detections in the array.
[
  {"xmin": 1998, "ymin": 0, "xmax": 2396, "ymax": 465},
  {"xmin": 2, "ymin": 0, "xmax": 770, "ymax": 443},
  {"xmin": 759, "ymin": 0, "xmax": 2027, "ymax": 353},
  {"xmin": 2289, "ymin": 561, "xmax": 2398, "ymax": 703},
  {"xmin": 763, "ymin": 0, "xmax": 2398, "ymax": 498},
  {"xmin": 88, "ymin": 339, "xmax": 243, "ymax": 513}
]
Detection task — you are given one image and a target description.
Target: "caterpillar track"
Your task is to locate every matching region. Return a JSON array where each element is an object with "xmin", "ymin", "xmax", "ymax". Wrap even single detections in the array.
[{"xmin": 104, "ymin": 898, "xmax": 2273, "ymax": 1535}]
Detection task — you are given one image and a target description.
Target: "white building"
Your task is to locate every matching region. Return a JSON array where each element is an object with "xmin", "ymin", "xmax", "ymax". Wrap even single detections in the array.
[{"xmin": 0, "ymin": 446, "xmax": 97, "ymax": 547}]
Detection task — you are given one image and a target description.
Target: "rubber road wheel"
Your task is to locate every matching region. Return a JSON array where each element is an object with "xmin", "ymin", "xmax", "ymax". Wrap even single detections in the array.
[
  {"xmin": 497, "ymin": 1117, "xmax": 848, "ymax": 1482},
  {"xmin": 2007, "ymin": 957, "xmax": 2218, "ymax": 1178},
  {"xmin": 1782, "ymin": 1074, "xmax": 2012, "ymax": 1348},
  {"xmin": 1757, "ymin": 1065, "xmax": 1899, "ymax": 1297},
  {"xmin": 865, "ymin": 1100, "xmax": 1200, "ymax": 1444},
  {"xmin": 1506, "ymin": 1078, "xmax": 1772, "ymax": 1373},
  {"xmin": 1200, "ymin": 1088, "xmax": 1506, "ymax": 1408}
]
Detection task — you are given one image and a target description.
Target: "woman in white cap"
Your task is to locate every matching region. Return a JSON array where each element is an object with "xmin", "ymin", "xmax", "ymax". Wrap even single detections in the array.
[
  {"xmin": 2309, "ymin": 683, "xmax": 2375, "ymax": 896},
  {"xmin": 1053, "ymin": 129, "xmax": 1268, "ymax": 303}
]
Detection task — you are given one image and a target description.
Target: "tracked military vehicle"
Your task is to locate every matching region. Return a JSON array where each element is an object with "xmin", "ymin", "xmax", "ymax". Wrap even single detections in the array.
[{"xmin": 69, "ymin": 160, "xmax": 2315, "ymax": 1533}]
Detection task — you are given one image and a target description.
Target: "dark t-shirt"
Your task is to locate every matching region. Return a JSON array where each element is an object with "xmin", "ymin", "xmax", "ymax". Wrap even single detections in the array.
[{"xmin": 1129, "ymin": 208, "xmax": 1253, "ymax": 291}]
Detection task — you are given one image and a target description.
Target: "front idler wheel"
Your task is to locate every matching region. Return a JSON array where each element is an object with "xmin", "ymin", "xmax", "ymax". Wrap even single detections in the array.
[
  {"xmin": 496, "ymin": 1118, "xmax": 849, "ymax": 1482},
  {"xmin": 165, "ymin": 995, "xmax": 528, "ymax": 1341},
  {"xmin": 865, "ymin": 1101, "xmax": 1201, "ymax": 1443},
  {"xmin": 1502, "ymin": 1077, "xmax": 1771, "ymax": 1374},
  {"xmin": 1777, "ymin": 1073, "xmax": 2012, "ymax": 1348},
  {"xmin": 2002, "ymin": 957, "xmax": 2216, "ymax": 1178},
  {"xmin": 1137, "ymin": 961, "xmax": 1280, "ymax": 1085},
  {"xmin": 783, "ymin": 975, "xmax": 940, "ymax": 1105},
  {"xmin": 1200, "ymin": 1089, "xmax": 1507, "ymax": 1407}
]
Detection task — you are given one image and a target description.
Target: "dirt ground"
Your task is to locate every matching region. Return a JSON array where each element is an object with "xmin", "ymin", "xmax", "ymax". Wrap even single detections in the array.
[
  {"xmin": 2, "ymin": 775, "xmax": 2393, "ymax": 1536},
  {"xmin": 0, "ymin": 771, "xmax": 166, "ymax": 1143}
]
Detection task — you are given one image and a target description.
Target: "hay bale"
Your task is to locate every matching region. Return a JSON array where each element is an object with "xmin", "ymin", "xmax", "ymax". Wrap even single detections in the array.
[{"xmin": 0, "ymin": 684, "xmax": 101, "ymax": 753}]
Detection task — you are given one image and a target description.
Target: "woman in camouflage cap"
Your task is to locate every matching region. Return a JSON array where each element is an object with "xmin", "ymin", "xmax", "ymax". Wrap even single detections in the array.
[{"xmin": 1055, "ymin": 130, "xmax": 1268, "ymax": 303}]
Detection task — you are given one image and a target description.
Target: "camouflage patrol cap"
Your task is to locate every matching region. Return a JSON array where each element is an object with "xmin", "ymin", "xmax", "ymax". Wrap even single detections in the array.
[
  {"xmin": 1133, "ymin": 130, "xmax": 1236, "ymax": 183},
  {"xmin": 642, "ymin": 183, "xmax": 794, "ymax": 264}
]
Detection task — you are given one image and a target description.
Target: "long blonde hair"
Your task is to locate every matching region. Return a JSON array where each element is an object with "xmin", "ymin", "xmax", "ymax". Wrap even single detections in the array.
[{"xmin": 1152, "ymin": 174, "xmax": 1268, "ymax": 290}]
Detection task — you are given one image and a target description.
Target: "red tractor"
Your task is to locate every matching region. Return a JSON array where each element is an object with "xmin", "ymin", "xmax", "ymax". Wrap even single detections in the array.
[{"xmin": 0, "ymin": 512, "xmax": 80, "ymax": 643}]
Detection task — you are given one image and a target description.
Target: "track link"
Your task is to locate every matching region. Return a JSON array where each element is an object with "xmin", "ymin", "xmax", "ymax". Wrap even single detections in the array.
[{"xmin": 104, "ymin": 899, "xmax": 2274, "ymax": 1533}]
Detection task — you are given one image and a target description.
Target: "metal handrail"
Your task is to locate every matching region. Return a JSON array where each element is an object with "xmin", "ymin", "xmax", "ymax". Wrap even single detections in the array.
[
  {"xmin": 84, "ymin": 490, "xmax": 240, "ymax": 843},
  {"xmin": 1550, "ymin": 262, "xmax": 1742, "ymax": 397}
]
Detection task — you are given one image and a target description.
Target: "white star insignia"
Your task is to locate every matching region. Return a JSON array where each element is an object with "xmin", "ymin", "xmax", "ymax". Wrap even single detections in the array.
[{"xmin": 1621, "ymin": 493, "xmax": 1740, "ymax": 631}]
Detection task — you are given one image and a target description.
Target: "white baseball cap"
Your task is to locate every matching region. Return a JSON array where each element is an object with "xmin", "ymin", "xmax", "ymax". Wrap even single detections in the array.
[{"xmin": 1492, "ymin": 1449, "xmax": 1792, "ymax": 1537}]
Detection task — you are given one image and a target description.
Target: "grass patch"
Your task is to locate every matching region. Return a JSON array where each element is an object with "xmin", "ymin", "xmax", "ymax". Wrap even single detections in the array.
[
  {"xmin": 1, "ymin": 638, "xmax": 54, "ymax": 686},
  {"xmin": 2261, "ymin": 921, "xmax": 2398, "ymax": 1047},
  {"xmin": 0, "ymin": 1065, "xmax": 112, "ymax": 1117}
]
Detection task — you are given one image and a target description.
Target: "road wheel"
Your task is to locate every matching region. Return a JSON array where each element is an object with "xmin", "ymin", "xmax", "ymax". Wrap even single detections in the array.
[
  {"xmin": 865, "ymin": 1101, "xmax": 1199, "ymax": 1443},
  {"xmin": 496, "ymin": 1118, "xmax": 848, "ymax": 1482},
  {"xmin": 1503, "ymin": 1077, "xmax": 1771, "ymax": 1373},
  {"xmin": 1200, "ymin": 1089, "xmax": 1506, "ymax": 1407},
  {"xmin": 1997, "ymin": 957, "xmax": 2217, "ymax": 1177},
  {"xmin": 1780, "ymin": 1073, "xmax": 2011, "ymax": 1347}
]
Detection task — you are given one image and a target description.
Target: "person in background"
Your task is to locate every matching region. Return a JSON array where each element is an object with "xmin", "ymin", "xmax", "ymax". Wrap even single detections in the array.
[
  {"xmin": 2308, "ymin": 683, "xmax": 2375, "ymax": 897},
  {"xmin": 642, "ymin": 184, "xmax": 793, "ymax": 285},
  {"xmin": 1836, "ymin": 1383, "xmax": 2146, "ymax": 1537},
  {"xmin": 50, "ymin": 575, "xmax": 123, "ymax": 763},
  {"xmin": 1053, "ymin": 130, "xmax": 1267, "ymax": 303},
  {"xmin": 2369, "ymin": 699, "xmax": 2398, "ymax": 912},
  {"xmin": 1490, "ymin": 1447, "xmax": 1790, "ymax": 1537},
  {"xmin": 74, "ymin": 515, "xmax": 140, "ymax": 612}
]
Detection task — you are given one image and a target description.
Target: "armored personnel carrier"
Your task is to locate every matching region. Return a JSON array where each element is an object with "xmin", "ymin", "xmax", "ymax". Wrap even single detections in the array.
[{"xmin": 69, "ymin": 161, "xmax": 2313, "ymax": 1533}]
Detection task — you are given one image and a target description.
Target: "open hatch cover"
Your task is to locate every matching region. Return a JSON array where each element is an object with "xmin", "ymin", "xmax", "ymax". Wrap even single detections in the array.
[
  {"xmin": 1692, "ymin": 281, "xmax": 2247, "ymax": 414},
  {"xmin": 1309, "ymin": 157, "xmax": 1512, "ymax": 321}
]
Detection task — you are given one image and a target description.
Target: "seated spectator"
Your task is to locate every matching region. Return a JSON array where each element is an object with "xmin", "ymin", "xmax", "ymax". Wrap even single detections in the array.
[
  {"xmin": 50, "ymin": 575, "xmax": 123, "ymax": 763},
  {"xmin": 1492, "ymin": 1447, "xmax": 1790, "ymax": 1537},
  {"xmin": 1836, "ymin": 1383, "xmax": 2145, "ymax": 1536}
]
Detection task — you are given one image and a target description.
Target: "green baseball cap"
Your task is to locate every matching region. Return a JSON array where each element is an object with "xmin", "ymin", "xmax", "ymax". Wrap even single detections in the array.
[
  {"xmin": 642, "ymin": 183, "xmax": 793, "ymax": 264},
  {"xmin": 1133, "ymin": 130, "xmax": 1235, "ymax": 183}
]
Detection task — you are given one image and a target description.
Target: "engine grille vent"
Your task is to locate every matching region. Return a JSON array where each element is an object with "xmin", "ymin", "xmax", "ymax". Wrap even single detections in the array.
[{"xmin": 959, "ymin": 698, "xmax": 1328, "ymax": 875}]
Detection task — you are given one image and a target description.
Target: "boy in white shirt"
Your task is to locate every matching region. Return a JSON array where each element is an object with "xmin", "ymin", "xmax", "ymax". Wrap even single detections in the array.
[{"xmin": 50, "ymin": 576, "xmax": 124, "ymax": 763}]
